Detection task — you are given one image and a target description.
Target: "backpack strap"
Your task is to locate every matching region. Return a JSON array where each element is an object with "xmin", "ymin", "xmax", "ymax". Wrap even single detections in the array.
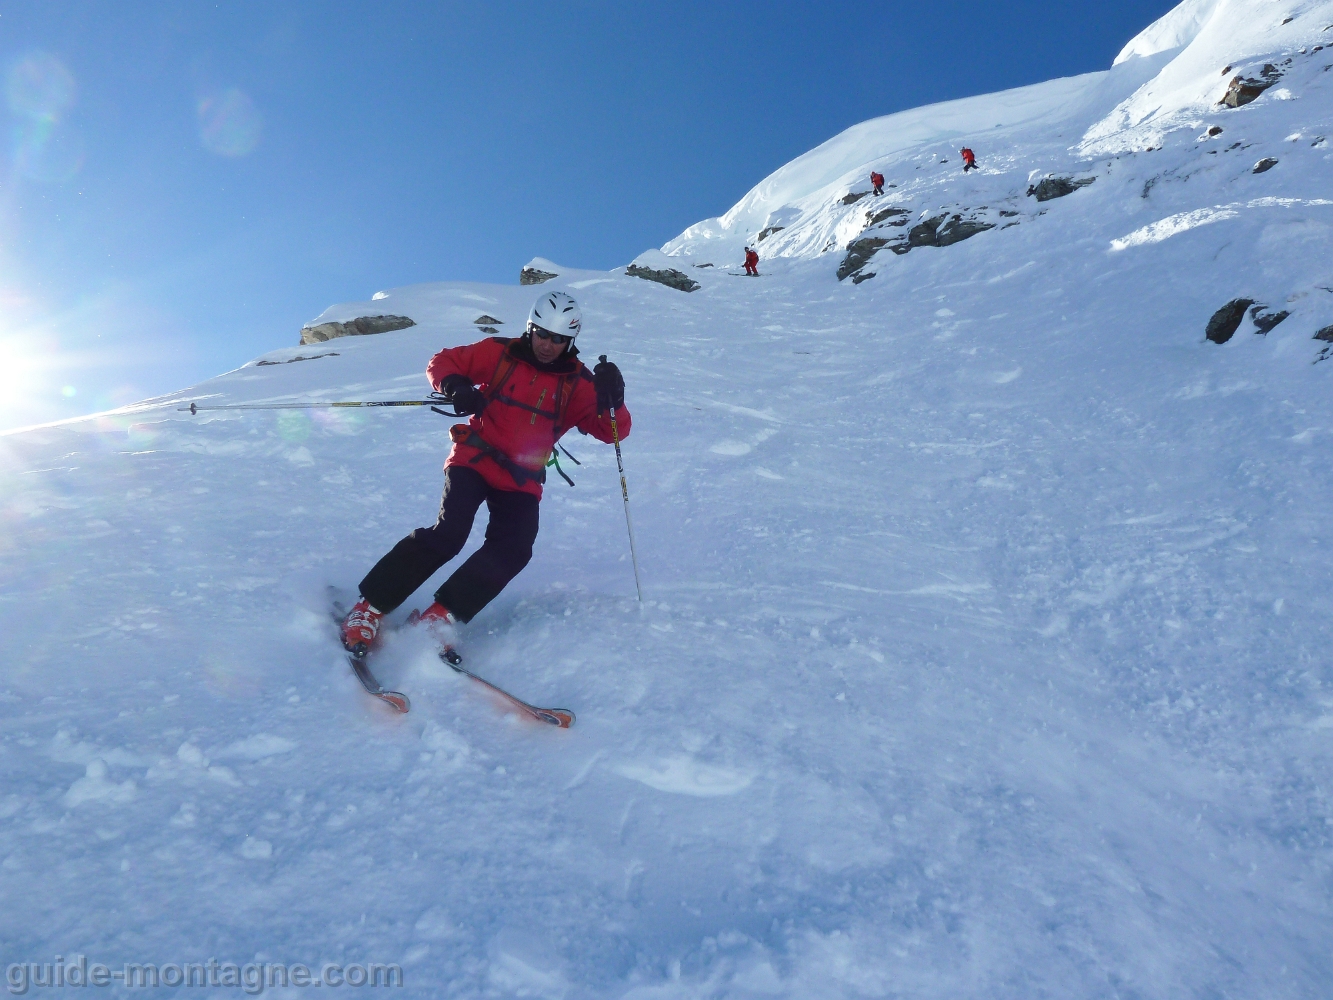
[
  {"xmin": 551, "ymin": 366, "xmax": 592, "ymax": 437},
  {"xmin": 483, "ymin": 345, "xmax": 522, "ymax": 408}
]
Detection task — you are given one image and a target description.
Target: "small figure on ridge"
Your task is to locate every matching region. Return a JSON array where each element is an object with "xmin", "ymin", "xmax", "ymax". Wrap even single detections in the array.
[
  {"xmin": 743, "ymin": 246, "xmax": 760, "ymax": 276},
  {"xmin": 960, "ymin": 147, "xmax": 978, "ymax": 173},
  {"xmin": 871, "ymin": 171, "xmax": 885, "ymax": 196}
]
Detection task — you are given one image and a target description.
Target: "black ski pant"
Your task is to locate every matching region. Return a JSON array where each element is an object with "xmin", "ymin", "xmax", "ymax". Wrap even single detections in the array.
[{"xmin": 358, "ymin": 465, "xmax": 539, "ymax": 623}]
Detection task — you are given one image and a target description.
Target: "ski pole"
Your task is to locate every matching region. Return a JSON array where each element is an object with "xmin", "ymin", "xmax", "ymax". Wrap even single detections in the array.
[
  {"xmin": 601, "ymin": 355, "xmax": 642, "ymax": 603},
  {"xmin": 178, "ymin": 396, "xmax": 466, "ymax": 416}
]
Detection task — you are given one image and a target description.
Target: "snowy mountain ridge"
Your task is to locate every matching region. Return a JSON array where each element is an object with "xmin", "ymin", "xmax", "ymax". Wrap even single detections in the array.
[
  {"xmin": 3, "ymin": 2, "xmax": 1332, "ymax": 997},
  {"xmin": 659, "ymin": 0, "xmax": 1332, "ymax": 268}
]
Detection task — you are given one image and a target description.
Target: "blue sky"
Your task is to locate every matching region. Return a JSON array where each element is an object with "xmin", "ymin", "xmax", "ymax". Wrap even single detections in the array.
[{"xmin": 0, "ymin": 0, "xmax": 1178, "ymax": 431}]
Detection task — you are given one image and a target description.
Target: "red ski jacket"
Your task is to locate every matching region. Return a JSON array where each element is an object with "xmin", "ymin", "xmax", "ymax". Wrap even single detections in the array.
[
  {"xmin": 960, "ymin": 148, "xmax": 976, "ymax": 164},
  {"xmin": 744, "ymin": 249, "xmax": 759, "ymax": 266},
  {"xmin": 426, "ymin": 336, "xmax": 631, "ymax": 499},
  {"xmin": 870, "ymin": 171, "xmax": 884, "ymax": 187}
]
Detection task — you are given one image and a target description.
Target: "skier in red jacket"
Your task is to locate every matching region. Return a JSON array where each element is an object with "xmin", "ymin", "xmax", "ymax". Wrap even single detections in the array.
[
  {"xmin": 870, "ymin": 171, "xmax": 885, "ymax": 196},
  {"xmin": 341, "ymin": 290, "xmax": 630, "ymax": 650},
  {"xmin": 743, "ymin": 247, "xmax": 760, "ymax": 276},
  {"xmin": 960, "ymin": 147, "xmax": 978, "ymax": 173}
]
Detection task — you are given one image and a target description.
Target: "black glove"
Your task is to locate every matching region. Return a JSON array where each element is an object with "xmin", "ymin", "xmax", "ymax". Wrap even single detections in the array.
[
  {"xmin": 438, "ymin": 373, "xmax": 487, "ymax": 416},
  {"xmin": 593, "ymin": 356, "xmax": 625, "ymax": 414}
]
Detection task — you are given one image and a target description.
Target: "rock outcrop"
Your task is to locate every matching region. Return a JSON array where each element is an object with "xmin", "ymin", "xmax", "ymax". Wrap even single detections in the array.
[
  {"xmin": 841, "ymin": 190, "xmax": 872, "ymax": 206},
  {"xmin": 866, "ymin": 206, "xmax": 911, "ymax": 228},
  {"xmin": 1027, "ymin": 176, "xmax": 1096, "ymax": 202},
  {"xmin": 837, "ymin": 209, "xmax": 996, "ymax": 281},
  {"xmin": 758, "ymin": 226, "xmax": 785, "ymax": 242},
  {"xmin": 933, "ymin": 215, "xmax": 997, "ymax": 248},
  {"xmin": 1205, "ymin": 298, "xmax": 1255, "ymax": 344},
  {"xmin": 520, "ymin": 267, "xmax": 558, "ymax": 285},
  {"xmin": 892, "ymin": 214, "xmax": 995, "ymax": 254},
  {"xmin": 625, "ymin": 264, "xmax": 700, "ymax": 292},
  {"xmin": 1252, "ymin": 157, "xmax": 1279, "ymax": 173},
  {"xmin": 256, "ymin": 351, "xmax": 339, "ymax": 366},
  {"xmin": 837, "ymin": 238, "xmax": 891, "ymax": 281},
  {"xmin": 300, "ymin": 314, "xmax": 415, "ymax": 346},
  {"xmin": 1220, "ymin": 64, "xmax": 1282, "ymax": 108},
  {"xmin": 1250, "ymin": 306, "xmax": 1289, "ymax": 333}
]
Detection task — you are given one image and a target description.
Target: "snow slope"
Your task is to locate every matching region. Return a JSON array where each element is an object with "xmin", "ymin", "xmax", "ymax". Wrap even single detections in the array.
[{"xmin": 3, "ymin": 2, "xmax": 1332, "ymax": 997}]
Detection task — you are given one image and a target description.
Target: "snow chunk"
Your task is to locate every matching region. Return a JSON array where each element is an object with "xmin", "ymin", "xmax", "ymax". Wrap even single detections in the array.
[
  {"xmin": 615, "ymin": 756, "xmax": 754, "ymax": 796},
  {"xmin": 64, "ymin": 760, "xmax": 137, "ymax": 807},
  {"xmin": 213, "ymin": 734, "xmax": 298, "ymax": 760},
  {"xmin": 239, "ymin": 837, "xmax": 272, "ymax": 860},
  {"xmin": 1110, "ymin": 206, "xmax": 1240, "ymax": 250}
]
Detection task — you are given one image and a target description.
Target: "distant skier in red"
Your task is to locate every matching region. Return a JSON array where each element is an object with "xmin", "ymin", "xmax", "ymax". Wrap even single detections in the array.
[
  {"xmin": 743, "ymin": 247, "xmax": 759, "ymax": 276},
  {"xmin": 960, "ymin": 147, "xmax": 978, "ymax": 173},
  {"xmin": 870, "ymin": 171, "xmax": 885, "ymax": 196},
  {"xmin": 340, "ymin": 290, "xmax": 629, "ymax": 652}
]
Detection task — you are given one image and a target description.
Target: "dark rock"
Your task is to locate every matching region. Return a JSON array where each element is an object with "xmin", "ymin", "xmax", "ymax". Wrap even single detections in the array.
[
  {"xmin": 1220, "ymin": 72, "xmax": 1278, "ymax": 108},
  {"xmin": 693, "ymin": 263, "xmax": 714, "ymax": 268},
  {"xmin": 625, "ymin": 264, "xmax": 700, "ymax": 292},
  {"xmin": 999, "ymin": 210, "xmax": 1019, "ymax": 217},
  {"xmin": 757, "ymin": 226, "xmax": 785, "ymax": 242},
  {"xmin": 1027, "ymin": 176, "xmax": 1096, "ymax": 201},
  {"xmin": 1205, "ymin": 298, "xmax": 1255, "ymax": 343},
  {"xmin": 851, "ymin": 272, "xmax": 876, "ymax": 285},
  {"xmin": 838, "ymin": 209, "xmax": 995, "ymax": 277},
  {"xmin": 837, "ymin": 237, "xmax": 891, "ymax": 280},
  {"xmin": 256, "ymin": 351, "xmax": 339, "ymax": 366},
  {"xmin": 936, "ymin": 215, "xmax": 996, "ymax": 247},
  {"xmin": 865, "ymin": 206, "xmax": 911, "ymax": 227},
  {"xmin": 300, "ymin": 314, "xmax": 415, "ymax": 346},
  {"xmin": 520, "ymin": 267, "xmax": 558, "ymax": 285},
  {"xmin": 474, "ymin": 314, "xmax": 503, "ymax": 326},
  {"xmin": 1253, "ymin": 157, "xmax": 1279, "ymax": 173},
  {"xmin": 477, "ymin": 328, "xmax": 499, "ymax": 335},
  {"xmin": 1314, "ymin": 325, "xmax": 1333, "ymax": 342},
  {"xmin": 897, "ymin": 214, "xmax": 949, "ymax": 253},
  {"xmin": 1206, "ymin": 125, "xmax": 1224, "ymax": 136},
  {"xmin": 1249, "ymin": 306, "xmax": 1289, "ymax": 334},
  {"xmin": 841, "ymin": 190, "xmax": 872, "ymax": 206}
]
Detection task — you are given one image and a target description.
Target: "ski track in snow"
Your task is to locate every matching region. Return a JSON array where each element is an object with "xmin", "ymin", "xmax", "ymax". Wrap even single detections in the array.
[{"xmin": 3, "ymin": 2, "xmax": 1333, "ymax": 996}]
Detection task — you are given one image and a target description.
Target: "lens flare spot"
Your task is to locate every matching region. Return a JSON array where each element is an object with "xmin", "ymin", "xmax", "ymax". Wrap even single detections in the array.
[
  {"xmin": 127, "ymin": 423, "xmax": 159, "ymax": 449},
  {"xmin": 276, "ymin": 410, "xmax": 311, "ymax": 443},
  {"xmin": 6, "ymin": 53, "xmax": 76, "ymax": 119},
  {"xmin": 12, "ymin": 115, "xmax": 86, "ymax": 182},
  {"xmin": 61, "ymin": 385, "xmax": 76, "ymax": 397},
  {"xmin": 197, "ymin": 88, "xmax": 262, "ymax": 157}
]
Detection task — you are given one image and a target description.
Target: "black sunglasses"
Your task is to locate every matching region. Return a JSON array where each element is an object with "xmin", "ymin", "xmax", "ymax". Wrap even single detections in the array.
[{"xmin": 528, "ymin": 323, "xmax": 572, "ymax": 346}]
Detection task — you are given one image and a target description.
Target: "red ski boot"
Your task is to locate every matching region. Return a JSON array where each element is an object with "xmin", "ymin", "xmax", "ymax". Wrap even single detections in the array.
[
  {"xmin": 341, "ymin": 598, "xmax": 385, "ymax": 653},
  {"xmin": 408, "ymin": 602, "xmax": 455, "ymax": 628},
  {"xmin": 408, "ymin": 602, "xmax": 461, "ymax": 664}
]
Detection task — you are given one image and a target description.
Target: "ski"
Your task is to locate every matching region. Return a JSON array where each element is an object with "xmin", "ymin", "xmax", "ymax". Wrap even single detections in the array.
[
  {"xmin": 437, "ymin": 646, "xmax": 575, "ymax": 728},
  {"xmin": 329, "ymin": 601, "xmax": 411, "ymax": 712},
  {"xmin": 347, "ymin": 649, "xmax": 411, "ymax": 713},
  {"xmin": 330, "ymin": 593, "xmax": 572, "ymax": 726}
]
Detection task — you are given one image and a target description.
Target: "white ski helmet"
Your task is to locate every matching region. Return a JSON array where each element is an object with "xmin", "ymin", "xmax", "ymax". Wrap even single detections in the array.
[{"xmin": 526, "ymin": 290, "xmax": 582, "ymax": 343}]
